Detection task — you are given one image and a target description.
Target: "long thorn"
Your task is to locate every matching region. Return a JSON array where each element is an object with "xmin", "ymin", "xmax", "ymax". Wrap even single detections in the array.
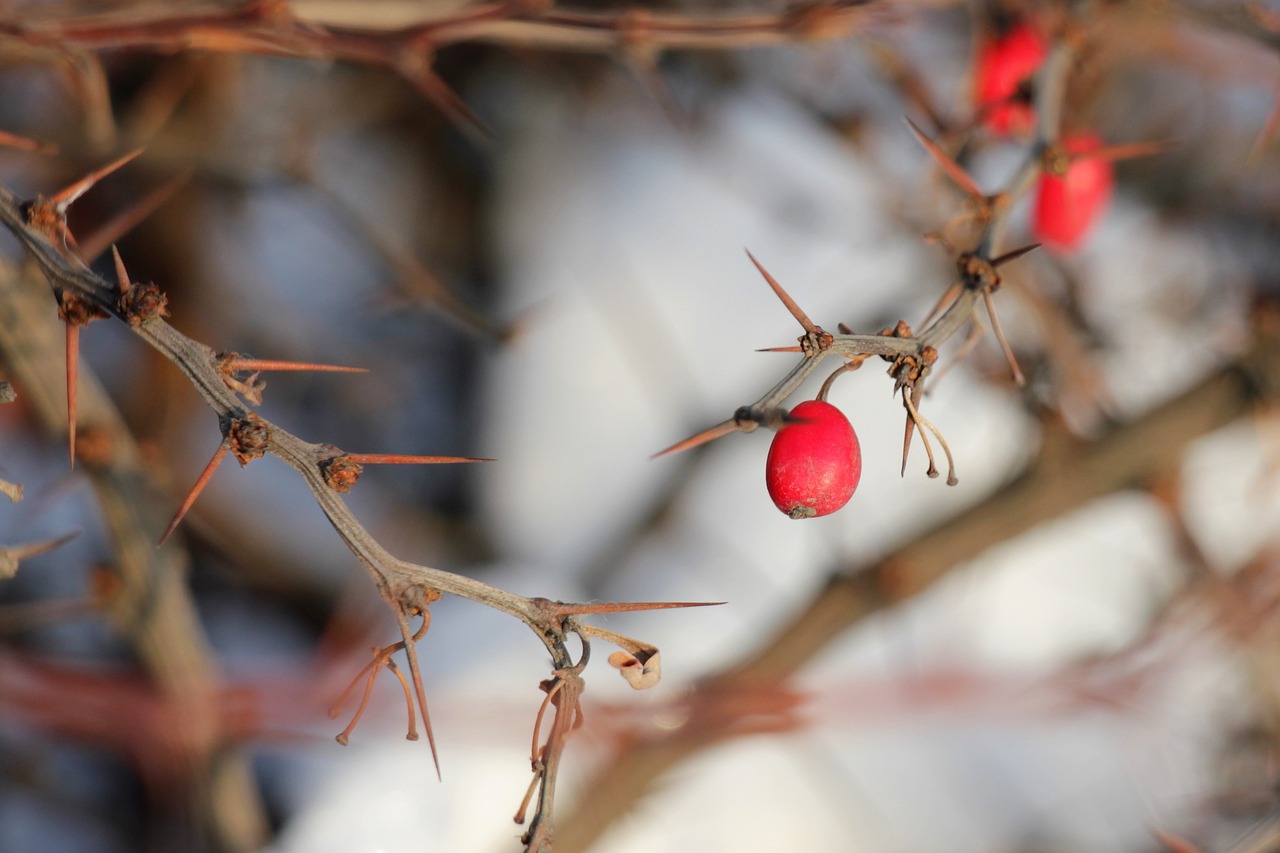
[
  {"xmin": 547, "ymin": 600, "xmax": 725, "ymax": 616},
  {"xmin": 7, "ymin": 531, "xmax": 80, "ymax": 562},
  {"xmin": 653, "ymin": 419, "xmax": 739, "ymax": 459},
  {"xmin": 990, "ymin": 243, "xmax": 1041, "ymax": 268},
  {"xmin": 982, "ymin": 289, "xmax": 1024, "ymax": 385},
  {"xmin": 0, "ymin": 128, "xmax": 56, "ymax": 154},
  {"xmin": 344, "ymin": 453, "xmax": 494, "ymax": 465},
  {"xmin": 405, "ymin": 69, "xmax": 491, "ymax": 145},
  {"xmin": 1088, "ymin": 140, "xmax": 1170, "ymax": 164},
  {"xmin": 745, "ymin": 250, "xmax": 820, "ymax": 335},
  {"xmin": 66, "ymin": 324, "xmax": 78, "ymax": 468},
  {"xmin": 50, "ymin": 148, "xmax": 144, "ymax": 210},
  {"xmin": 158, "ymin": 442, "xmax": 228, "ymax": 546},
  {"xmin": 900, "ymin": 405, "xmax": 916, "ymax": 477},
  {"xmin": 904, "ymin": 118, "xmax": 984, "ymax": 199},
  {"xmin": 396, "ymin": 606, "xmax": 440, "ymax": 780},
  {"xmin": 225, "ymin": 358, "xmax": 368, "ymax": 374}
]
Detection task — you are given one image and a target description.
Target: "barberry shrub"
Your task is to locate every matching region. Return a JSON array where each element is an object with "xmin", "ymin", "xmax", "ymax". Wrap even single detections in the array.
[{"xmin": 0, "ymin": 3, "xmax": 1276, "ymax": 853}]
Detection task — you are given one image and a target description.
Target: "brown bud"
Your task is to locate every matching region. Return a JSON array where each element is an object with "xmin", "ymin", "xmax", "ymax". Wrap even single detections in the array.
[
  {"xmin": 117, "ymin": 282, "xmax": 169, "ymax": 327},
  {"xmin": 322, "ymin": 455, "xmax": 363, "ymax": 492},
  {"xmin": 959, "ymin": 253, "xmax": 1000, "ymax": 292},
  {"xmin": 57, "ymin": 292, "xmax": 105, "ymax": 327},
  {"xmin": 228, "ymin": 414, "xmax": 270, "ymax": 465}
]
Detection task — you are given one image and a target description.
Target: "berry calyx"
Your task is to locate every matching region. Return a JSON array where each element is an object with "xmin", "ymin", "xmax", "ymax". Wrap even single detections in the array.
[
  {"xmin": 765, "ymin": 400, "xmax": 862, "ymax": 519},
  {"xmin": 974, "ymin": 22, "xmax": 1047, "ymax": 136},
  {"xmin": 1032, "ymin": 132, "xmax": 1114, "ymax": 251}
]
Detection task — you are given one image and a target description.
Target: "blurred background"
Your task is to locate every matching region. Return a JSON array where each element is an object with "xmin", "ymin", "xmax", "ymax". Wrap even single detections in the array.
[{"xmin": 1, "ymin": 0, "xmax": 1280, "ymax": 851}]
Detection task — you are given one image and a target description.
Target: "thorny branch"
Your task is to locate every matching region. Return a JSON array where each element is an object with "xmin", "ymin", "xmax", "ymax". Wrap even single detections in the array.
[
  {"xmin": 656, "ymin": 39, "xmax": 1084, "ymax": 485},
  {"xmin": 0, "ymin": 178, "xmax": 706, "ymax": 851}
]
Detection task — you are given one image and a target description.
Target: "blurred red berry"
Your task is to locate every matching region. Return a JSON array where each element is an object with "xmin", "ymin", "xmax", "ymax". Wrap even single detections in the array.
[
  {"xmin": 765, "ymin": 400, "xmax": 861, "ymax": 519},
  {"xmin": 1033, "ymin": 132, "xmax": 1114, "ymax": 251},
  {"xmin": 975, "ymin": 22, "xmax": 1046, "ymax": 136}
]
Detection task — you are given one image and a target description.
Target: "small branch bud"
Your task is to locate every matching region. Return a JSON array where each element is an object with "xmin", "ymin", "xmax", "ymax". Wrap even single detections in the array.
[
  {"xmin": 117, "ymin": 280, "xmax": 169, "ymax": 327},
  {"xmin": 321, "ymin": 454, "xmax": 363, "ymax": 492},
  {"xmin": 227, "ymin": 414, "xmax": 270, "ymax": 465}
]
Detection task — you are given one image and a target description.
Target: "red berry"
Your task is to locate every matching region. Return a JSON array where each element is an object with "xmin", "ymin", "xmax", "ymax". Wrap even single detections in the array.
[
  {"xmin": 1032, "ymin": 132, "xmax": 1114, "ymax": 251},
  {"xmin": 974, "ymin": 23, "xmax": 1047, "ymax": 136},
  {"xmin": 765, "ymin": 400, "xmax": 862, "ymax": 519}
]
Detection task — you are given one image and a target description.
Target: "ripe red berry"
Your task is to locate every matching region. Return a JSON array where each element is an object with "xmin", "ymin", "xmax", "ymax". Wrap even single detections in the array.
[
  {"xmin": 974, "ymin": 23, "xmax": 1047, "ymax": 136},
  {"xmin": 1032, "ymin": 132, "xmax": 1114, "ymax": 251},
  {"xmin": 765, "ymin": 400, "xmax": 862, "ymax": 519}
]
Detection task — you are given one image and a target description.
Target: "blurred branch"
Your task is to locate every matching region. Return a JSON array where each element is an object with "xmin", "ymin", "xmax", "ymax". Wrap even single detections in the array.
[
  {"xmin": 5, "ymin": 0, "xmax": 889, "ymax": 58},
  {"xmin": 0, "ymin": 256, "xmax": 269, "ymax": 850}
]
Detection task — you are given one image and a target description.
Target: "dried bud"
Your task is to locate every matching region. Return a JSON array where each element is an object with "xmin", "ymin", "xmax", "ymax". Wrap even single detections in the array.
[
  {"xmin": 959, "ymin": 254, "xmax": 1000, "ymax": 292},
  {"xmin": 117, "ymin": 281, "xmax": 169, "ymax": 327},
  {"xmin": 57, "ymin": 292, "xmax": 105, "ymax": 327},
  {"xmin": 22, "ymin": 197, "xmax": 62, "ymax": 237},
  {"xmin": 322, "ymin": 454, "xmax": 363, "ymax": 492},
  {"xmin": 228, "ymin": 414, "xmax": 270, "ymax": 465}
]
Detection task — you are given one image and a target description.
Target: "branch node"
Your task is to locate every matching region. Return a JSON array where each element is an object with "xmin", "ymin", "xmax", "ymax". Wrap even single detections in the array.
[
  {"xmin": 117, "ymin": 280, "xmax": 169, "ymax": 327},
  {"xmin": 227, "ymin": 413, "xmax": 270, "ymax": 465}
]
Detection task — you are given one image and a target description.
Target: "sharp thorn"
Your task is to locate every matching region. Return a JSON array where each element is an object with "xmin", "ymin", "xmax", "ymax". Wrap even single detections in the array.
[
  {"xmin": 158, "ymin": 442, "xmax": 228, "ymax": 546},
  {"xmin": 225, "ymin": 358, "xmax": 368, "ymax": 374},
  {"xmin": 343, "ymin": 453, "xmax": 493, "ymax": 465},
  {"xmin": 653, "ymin": 419, "xmax": 739, "ymax": 459},
  {"xmin": 51, "ymin": 148, "xmax": 145, "ymax": 210},
  {"xmin": 744, "ymin": 249, "xmax": 820, "ymax": 335},
  {"xmin": 990, "ymin": 243, "xmax": 1041, "ymax": 268},
  {"xmin": 903, "ymin": 117, "xmax": 984, "ymax": 199},
  {"xmin": 111, "ymin": 245, "xmax": 132, "ymax": 293}
]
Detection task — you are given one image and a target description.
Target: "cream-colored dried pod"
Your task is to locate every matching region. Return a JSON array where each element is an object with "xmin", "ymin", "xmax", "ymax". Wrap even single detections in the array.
[{"xmin": 608, "ymin": 650, "xmax": 661, "ymax": 689}]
